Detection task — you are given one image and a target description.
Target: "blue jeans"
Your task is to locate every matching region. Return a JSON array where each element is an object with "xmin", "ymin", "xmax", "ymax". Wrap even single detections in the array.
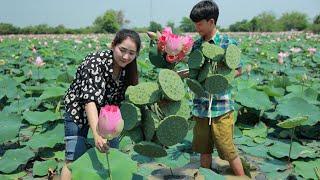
[{"xmin": 64, "ymin": 113, "xmax": 119, "ymax": 161}]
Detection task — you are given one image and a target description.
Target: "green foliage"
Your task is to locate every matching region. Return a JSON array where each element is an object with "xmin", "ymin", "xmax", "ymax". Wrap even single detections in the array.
[
  {"xmin": 277, "ymin": 116, "xmax": 308, "ymax": 129},
  {"xmin": 0, "ymin": 147, "xmax": 35, "ymax": 173},
  {"xmin": 0, "ymin": 23, "xmax": 20, "ymax": 34},
  {"xmin": 229, "ymin": 20, "xmax": 255, "ymax": 32},
  {"xmin": 179, "ymin": 17, "xmax": 196, "ymax": 32},
  {"xmin": 293, "ymin": 159, "xmax": 320, "ymax": 180},
  {"xmin": 225, "ymin": 44, "xmax": 241, "ymax": 69},
  {"xmin": 0, "ymin": 112, "xmax": 22, "ymax": 144},
  {"xmin": 69, "ymin": 148, "xmax": 138, "ymax": 180},
  {"xmin": 148, "ymin": 21, "xmax": 162, "ymax": 32},
  {"xmin": 279, "ymin": 11, "xmax": 309, "ymax": 31},
  {"xmin": 188, "ymin": 49, "xmax": 204, "ymax": 69},
  {"xmin": 158, "ymin": 69, "xmax": 185, "ymax": 101},
  {"xmin": 268, "ymin": 141, "xmax": 317, "ymax": 159},
  {"xmin": 133, "ymin": 141, "xmax": 167, "ymax": 158},
  {"xmin": 204, "ymin": 74, "xmax": 230, "ymax": 94},
  {"xmin": 159, "ymin": 98, "xmax": 191, "ymax": 120},
  {"xmin": 235, "ymin": 88, "xmax": 273, "ymax": 111},
  {"xmin": 277, "ymin": 97, "xmax": 320, "ymax": 126},
  {"xmin": 156, "ymin": 115, "xmax": 188, "ymax": 146},
  {"xmin": 186, "ymin": 78, "xmax": 207, "ymax": 98},
  {"xmin": 93, "ymin": 9, "xmax": 121, "ymax": 33},
  {"xmin": 32, "ymin": 159, "xmax": 57, "ymax": 177},
  {"xmin": 120, "ymin": 103, "xmax": 141, "ymax": 130},
  {"xmin": 254, "ymin": 12, "xmax": 280, "ymax": 32},
  {"xmin": 313, "ymin": 14, "xmax": 320, "ymax": 24},
  {"xmin": 125, "ymin": 82, "xmax": 162, "ymax": 105}
]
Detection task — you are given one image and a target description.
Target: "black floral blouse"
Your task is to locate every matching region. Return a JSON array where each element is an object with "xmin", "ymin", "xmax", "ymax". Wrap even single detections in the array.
[{"xmin": 64, "ymin": 50, "xmax": 126, "ymax": 128}]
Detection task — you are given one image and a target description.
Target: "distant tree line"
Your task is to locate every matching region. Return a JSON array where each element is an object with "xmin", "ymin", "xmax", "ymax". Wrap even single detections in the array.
[{"xmin": 0, "ymin": 10, "xmax": 319, "ymax": 34}]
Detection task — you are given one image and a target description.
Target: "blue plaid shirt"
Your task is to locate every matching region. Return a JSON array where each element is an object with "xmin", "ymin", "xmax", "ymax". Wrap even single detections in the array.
[{"xmin": 191, "ymin": 30, "xmax": 240, "ymax": 118}]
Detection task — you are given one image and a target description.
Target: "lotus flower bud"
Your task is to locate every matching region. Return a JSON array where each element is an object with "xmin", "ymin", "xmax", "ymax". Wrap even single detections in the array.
[
  {"xmin": 301, "ymin": 74, "xmax": 307, "ymax": 82},
  {"xmin": 97, "ymin": 105, "xmax": 124, "ymax": 140},
  {"xmin": 0, "ymin": 59, "xmax": 5, "ymax": 66},
  {"xmin": 34, "ymin": 56, "xmax": 45, "ymax": 67},
  {"xmin": 307, "ymin": 47, "xmax": 316, "ymax": 55}
]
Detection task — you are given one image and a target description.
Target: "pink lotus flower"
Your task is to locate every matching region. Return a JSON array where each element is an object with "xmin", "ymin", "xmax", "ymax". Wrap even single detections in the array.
[
  {"xmin": 156, "ymin": 27, "xmax": 194, "ymax": 63},
  {"xmin": 307, "ymin": 48, "xmax": 316, "ymax": 55},
  {"xmin": 278, "ymin": 52, "xmax": 289, "ymax": 65},
  {"xmin": 32, "ymin": 48, "xmax": 37, "ymax": 53},
  {"xmin": 162, "ymin": 27, "xmax": 172, "ymax": 36},
  {"xmin": 34, "ymin": 56, "xmax": 45, "ymax": 67},
  {"xmin": 97, "ymin": 105, "xmax": 124, "ymax": 140},
  {"xmin": 181, "ymin": 35, "xmax": 193, "ymax": 53},
  {"xmin": 165, "ymin": 34, "xmax": 183, "ymax": 55}
]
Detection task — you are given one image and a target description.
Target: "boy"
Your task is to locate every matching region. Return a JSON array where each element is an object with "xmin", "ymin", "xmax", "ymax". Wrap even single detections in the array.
[{"xmin": 184, "ymin": 0, "xmax": 245, "ymax": 176}]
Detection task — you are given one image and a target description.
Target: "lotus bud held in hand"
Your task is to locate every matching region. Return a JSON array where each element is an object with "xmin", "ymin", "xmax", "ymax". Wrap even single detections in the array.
[{"xmin": 97, "ymin": 105, "xmax": 124, "ymax": 140}]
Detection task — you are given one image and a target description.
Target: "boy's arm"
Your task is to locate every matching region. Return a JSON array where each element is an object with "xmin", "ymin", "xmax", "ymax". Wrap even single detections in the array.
[
  {"xmin": 235, "ymin": 67, "xmax": 242, "ymax": 77},
  {"xmin": 177, "ymin": 69, "xmax": 189, "ymax": 78}
]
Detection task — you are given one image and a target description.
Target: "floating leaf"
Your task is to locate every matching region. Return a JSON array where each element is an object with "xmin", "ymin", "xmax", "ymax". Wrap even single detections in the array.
[
  {"xmin": 293, "ymin": 159, "xmax": 320, "ymax": 180},
  {"xmin": 23, "ymin": 110, "xmax": 60, "ymax": 125},
  {"xmin": 39, "ymin": 86, "xmax": 66, "ymax": 100},
  {"xmin": 277, "ymin": 116, "xmax": 308, "ymax": 129},
  {"xmin": 0, "ymin": 147, "xmax": 35, "ymax": 173},
  {"xmin": 26, "ymin": 123, "xmax": 64, "ymax": 150},
  {"xmin": 0, "ymin": 112, "xmax": 22, "ymax": 144},
  {"xmin": 33, "ymin": 159, "xmax": 57, "ymax": 177},
  {"xmin": 242, "ymin": 121, "xmax": 268, "ymax": 138},
  {"xmin": 199, "ymin": 167, "xmax": 225, "ymax": 180},
  {"xmin": 235, "ymin": 88, "xmax": 273, "ymax": 111},
  {"xmin": 69, "ymin": 148, "xmax": 137, "ymax": 180},
  {"xmin": 268, "ymin": 141, "xmax": 317, "ymax": 159},
  {"xmin": 277, "ymin": 97, "xmax": 320, "ymax": 126}
]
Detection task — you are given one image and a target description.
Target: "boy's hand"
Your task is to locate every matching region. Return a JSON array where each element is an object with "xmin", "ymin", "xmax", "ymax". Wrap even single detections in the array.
[
  {"xmin": 177, "ymin": 69, "xmax": 189, "ymax": 78},
  {"xmin": 147, "ymin": 31, "xmax": 157, "ymax": 40},
  {"xmin": 94, "ymin": 134, "xmax": 109, "ymax": 153}
]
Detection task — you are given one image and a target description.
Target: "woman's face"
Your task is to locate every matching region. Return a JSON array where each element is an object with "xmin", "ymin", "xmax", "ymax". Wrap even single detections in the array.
[{"xmin": 112, "ymin": 37, "xmax": 137, "ymax": 68}]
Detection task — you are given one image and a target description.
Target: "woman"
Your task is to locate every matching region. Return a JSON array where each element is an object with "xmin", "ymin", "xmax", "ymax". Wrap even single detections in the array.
[{"xmin": 61, "ymin": 29, "xmax": 141, "ymax": 180}]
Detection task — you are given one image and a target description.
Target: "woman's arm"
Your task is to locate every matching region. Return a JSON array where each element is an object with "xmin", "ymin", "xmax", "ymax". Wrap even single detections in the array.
[{"xmin": 85, "ymin": 102, "xmax": 108, "ymax": 153}]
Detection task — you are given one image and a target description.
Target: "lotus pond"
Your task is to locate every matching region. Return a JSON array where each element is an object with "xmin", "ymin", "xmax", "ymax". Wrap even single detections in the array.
[{"xmin": 0, "ymin": 32, "xmax": 319, "ymax": 180}]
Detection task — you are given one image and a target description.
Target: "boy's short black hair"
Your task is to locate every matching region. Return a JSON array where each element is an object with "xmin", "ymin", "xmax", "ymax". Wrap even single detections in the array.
[{"xmin": 189, "ymin": 0, "xmax": 219, "ymax": 25}]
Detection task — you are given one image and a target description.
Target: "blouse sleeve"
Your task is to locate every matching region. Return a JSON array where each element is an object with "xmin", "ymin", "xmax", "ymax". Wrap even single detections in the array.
[{"xmin": 79, "ymin": 54, "xmax": 106, "ymax": 106}]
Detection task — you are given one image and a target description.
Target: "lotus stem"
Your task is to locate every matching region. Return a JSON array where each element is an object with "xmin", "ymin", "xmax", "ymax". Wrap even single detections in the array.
[
  {"xmin": 106, "ymin": 151, "xmax": 112, "ymax": 180},
  {"xmin": 170, "ymin": 167, "xmax": 174, "ymax": 176},
  {"xmin": 288, "ymin": 127, "xmax": 295, "ymax": 164},
  {"xmin": 314, "ymin": 167, "xmax": 320, "ymax": 180}
]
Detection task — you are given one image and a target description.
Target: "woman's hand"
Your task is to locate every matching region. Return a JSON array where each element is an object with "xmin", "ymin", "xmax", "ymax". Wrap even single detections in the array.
[
  {"xmin": 94, "ymin": 134, "xmax": 109, "ymax": 153},
  {"xmin": 85, "ymin": 102, "xmax": 109, "ymax": 153}
]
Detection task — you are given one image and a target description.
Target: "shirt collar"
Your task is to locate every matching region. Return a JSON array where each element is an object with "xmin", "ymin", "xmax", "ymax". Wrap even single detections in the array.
[{"xmin": 201, "ymin": 30, "xmax": 221, "ymax": 45}]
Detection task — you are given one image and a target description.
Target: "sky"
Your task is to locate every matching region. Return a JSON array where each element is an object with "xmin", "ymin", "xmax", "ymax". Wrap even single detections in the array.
[{"xmin": 0, "ymin": 0, "xmax": 319, "ymax": 28}]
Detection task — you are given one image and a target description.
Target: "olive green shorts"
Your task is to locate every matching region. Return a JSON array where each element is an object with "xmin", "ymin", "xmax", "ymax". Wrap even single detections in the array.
[{"xmin": 192, "ymin": 111, "xmax": 238, "ymax": 161}]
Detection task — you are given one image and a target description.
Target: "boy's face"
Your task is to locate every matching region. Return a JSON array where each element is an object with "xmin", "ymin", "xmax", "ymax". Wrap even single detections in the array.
[{"xmin": 194, "ymin": 19, "xmax": 215, "ymax": 37}]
